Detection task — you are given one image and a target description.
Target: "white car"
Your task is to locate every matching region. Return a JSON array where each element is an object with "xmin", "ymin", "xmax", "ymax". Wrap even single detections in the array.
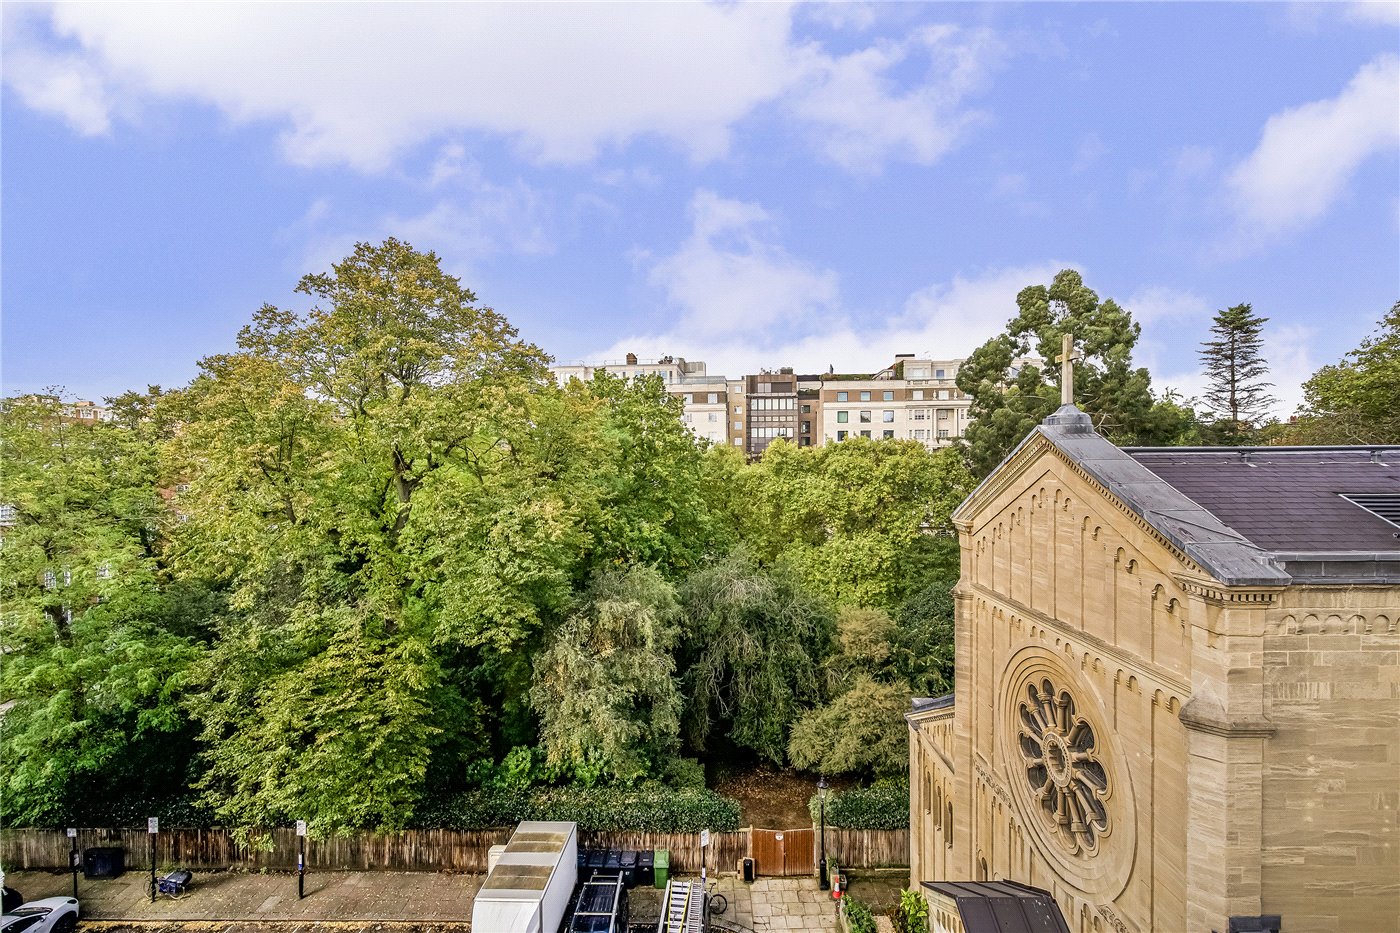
[{"xmin": 0, "ymin": 897, "xmax": 80, "ymax": 933}]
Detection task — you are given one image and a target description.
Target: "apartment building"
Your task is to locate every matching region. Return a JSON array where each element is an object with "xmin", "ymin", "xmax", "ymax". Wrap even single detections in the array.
[
  {"xmin": 551, "ymin": 352, "xmax": 1041, "ymax": 456},
  {"xmin": 551, "ymin": 353, "xmax": 744, "ymax": 447},
  {"xmin": 817, "ymin": 355, "xmax": 971, "ymax": 449}
]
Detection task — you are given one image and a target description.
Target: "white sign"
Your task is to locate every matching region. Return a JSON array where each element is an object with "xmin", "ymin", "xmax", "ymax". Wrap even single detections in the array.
[
  {"xmin": 296, "ymin": 820, "xmax": 307, "ymax": 837},
  {"xmin": 148, "ymin": 817, "xmax": 159, "ymax": 834},
  {"xmin": 774, "ymin": 833, "xmax": 784, "ymax": 841},
  {"xmin": 700, "ymin": 829, "xmax": 710, "ymax": 848},
  {"xmin": 66, "ymin": 828, "xmax": 77, "ymax": 839}
]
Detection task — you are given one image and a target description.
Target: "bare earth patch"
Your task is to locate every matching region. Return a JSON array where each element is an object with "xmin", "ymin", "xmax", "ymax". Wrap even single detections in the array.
[{"xmin": 711, "ymin": 765, "xmax": 861, "ymax": 829}]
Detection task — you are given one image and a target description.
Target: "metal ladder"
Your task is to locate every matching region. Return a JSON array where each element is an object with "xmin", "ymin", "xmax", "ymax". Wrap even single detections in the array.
[{"xmin": 659, "ymin": 879, "xmax": 705, "ymax": 933}]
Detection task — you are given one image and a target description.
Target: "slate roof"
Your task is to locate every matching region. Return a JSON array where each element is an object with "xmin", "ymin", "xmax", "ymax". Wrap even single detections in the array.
[
  {"xmin": 1124, "ymin": 447, "xmax": 1400, "ymax": 553},
  {"xmin": 956, "ymin": 405, "xmax": 1400, "ymax": 586},
  {"xmin": 922, "ymin": 880, "xmax": 1071, "ymax": 933}
]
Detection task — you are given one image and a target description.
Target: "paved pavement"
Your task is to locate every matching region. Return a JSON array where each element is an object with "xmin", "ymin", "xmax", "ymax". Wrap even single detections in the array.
[{"xmin": 4, "ymin": 870, "xmax": 845, "ymax": 931}]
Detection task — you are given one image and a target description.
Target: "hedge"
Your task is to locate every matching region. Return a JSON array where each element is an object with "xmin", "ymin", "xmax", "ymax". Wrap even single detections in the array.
[
  {"xmin": 33, "ymin": 785, "xmax": 742, "ymax": 835},
  {"xmin": 808, "ymin": 779, "xmax": 909, "ymax": 830},
  {"xmin": 417, "ymin": 786, "xmax": 742, "ymax": 833}
]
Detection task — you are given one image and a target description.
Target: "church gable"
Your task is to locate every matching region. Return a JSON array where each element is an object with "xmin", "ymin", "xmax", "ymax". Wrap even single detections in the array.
[
  {"xmin": 956, "ymin": 430, "xmax": 1197, "ymax": 687},
  {"xmin": 915, "ymin": 401, "xmax": 1400, "ymax": 933}
]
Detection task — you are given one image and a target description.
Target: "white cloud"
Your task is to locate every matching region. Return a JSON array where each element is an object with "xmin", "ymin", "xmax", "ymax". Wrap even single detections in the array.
[
  {"xmin": 790, "ymin": 25, "xmax": 1001, "ymax": 171},
  {"xmin": 1347, "ymin": 2, "xmax": 1400, "ymax": 26},
  {"xmin": 4, "ymin": 3, "xmax": 1001, "ymax": 173},
  {"xmin": 295, "ymin": 163, "xmax": 552, "ymax": 277},
  {"xmin": 645, "ymin": 190, "xmax": 839, "ymax": 340},
  {"xmin": 594, "ymin": 189, "xmax": 1062, "ymax": 376},
  {"xmin": 1226, "ymin": 54, "xmax": 1400, "ymax": 243},
  {"xmin": 1, "ymin": 21, "xmax": 112, "ymax": 135},
  {"xmin": 1127, "ymin": 286, "xmax": 1211, "ymax": 327}
]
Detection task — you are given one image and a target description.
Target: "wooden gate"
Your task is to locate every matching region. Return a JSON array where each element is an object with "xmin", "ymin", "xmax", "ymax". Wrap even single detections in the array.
[{"xmin": 749, "ymin": 827, "xmax": 815, "ymax": 877}]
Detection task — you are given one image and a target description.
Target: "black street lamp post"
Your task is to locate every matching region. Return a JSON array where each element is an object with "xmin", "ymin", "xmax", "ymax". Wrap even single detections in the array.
[{"xmin": 817, "ymin": 776, "xmax": 829, "ymax": 890}]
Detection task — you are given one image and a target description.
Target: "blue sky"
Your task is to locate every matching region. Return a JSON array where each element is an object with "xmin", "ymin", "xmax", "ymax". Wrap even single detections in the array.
[{"xmin": 3, "ymin": 2, "xmax": 1397, "ymax": 416}]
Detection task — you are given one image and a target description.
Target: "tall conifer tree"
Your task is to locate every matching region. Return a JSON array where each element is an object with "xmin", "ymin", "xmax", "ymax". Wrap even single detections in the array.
[{"xmin": 1199, "ymin": 303, "xmax": 1276, "ymax": 443}]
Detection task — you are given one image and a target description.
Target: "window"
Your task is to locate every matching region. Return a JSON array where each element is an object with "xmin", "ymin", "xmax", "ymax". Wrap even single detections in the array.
[
  {"xmin": 938, "ymin": 409, "xmax": 952, "ymax": 421},
  {"xmin": 708, "ymin": 393, "xmax": 718, "ymax": 404},
  {"xmin": 883, "ymin": 410, "xmax": 895, "ymax": 423},
  {"xmin": 62, "ymin": 568, "xmax": 72, "ymax": 587},
  {"xmin": 43, "ymin": 569, "xmax": 57, "ymax": 589},
  {"xmin": 883, "ymin": 430, "xmax": 894, "ymax": 439},
  {"xmin": 860, "ymin": 391, "xmax": 871, "ymax": 401},
  {"xmin": 914, "ymin": 429, "xmax": 927, "ymax": 440},
  {"xmin": 0, "ymin": 503, "xmax": 15, "ymax": 525},
  {"xmin": 861, "ymin": 430, "xmax": 872, "ymax": 438},
  {"xmin": 733, "ymin": 421, "xmax": 743, "ymax": 431},
  {"xmin": 734, "ymin": 406, "xmax": 743, "ymax": 414},
  {"xmin": 836, "ymin": 391, "xmax": 848, "ymax": 402},
  {"xmin": 682, "ymin": 413, "xmax": 692, "ymax": 422},
  {"xmin": 837, "ymin": 430, "xmax": 848, "ymax": 441},
  {"xmin": 935, "ymin": 369, "xmax": 945, "ymax": 379},
  {"xmin": 708, "ymin": 413, "xmax": 717, "ymax": 422},
  {"xmin": 912, "ymin": 390, "xmax": 924, "ymax": 401},
  {"xmin": 837, "ymin": 411, "xmax": 849, "ymax": 423},
  {"xmin": 937, "ymin": 389, "xmax": 951, "ymax": 400},
  {"xmin": 883, "ymin": 391, "xmax": 894, "ymax": 401},
  {"xmin": 859, "ymin": 411, "xmax": 872, "ymax": 423},
  {"xmin": 80, "ymin": 408, "xmax": 94, "ymax": 419},
  {"xmin": 801, "ymin": 422, "xmax": 810, "ymax": 434},
  {"xmin": 938, "ymin": 429, "xmax": 949, "ymax": 439},
  {"xmin": 733, "ymin": 438, "xmax": 743, "ymax": 446},
  {"xmin": 914, "ymin": 409, "xmax": 928, "ymax": 420},
  {"xmin": 97, "ymin": 561, "xmax": 112, "ymax": 580},
  {"xmin": 801, "ymin": 404, "xmax": 811, "ymax": 414}
]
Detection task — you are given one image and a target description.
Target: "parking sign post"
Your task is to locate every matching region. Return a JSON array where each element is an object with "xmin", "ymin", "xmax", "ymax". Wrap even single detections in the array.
[
  {"xmin": 296, "ymin": 820, "xmax": 307, "ymax": 900},
  {"xmin": 67, "ymin": 828, "xmax": 78, "ymax": 900},
  {"xmin": 148, "ymin": 817, "xmax": 158, "ymax": 903}
]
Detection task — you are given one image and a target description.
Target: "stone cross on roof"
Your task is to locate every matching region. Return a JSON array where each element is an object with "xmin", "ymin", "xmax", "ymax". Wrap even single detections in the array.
[{"xmin": 1056, "ymin": 332, "xmax": 1083, "ymax": 406}]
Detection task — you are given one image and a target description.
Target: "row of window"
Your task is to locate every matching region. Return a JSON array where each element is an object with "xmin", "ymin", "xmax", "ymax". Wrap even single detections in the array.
[
  {"xmin": 833, "ymin": 389, "xmax": 959, "ymax": 402},
  {"xmin": 41, "ymin": 563, "xmax": 114, "ymax": 589},
  {"xmin": 749, "ymin": 397, "xmax": 795, "ymax": 411},
  {"xmin": 834, "ymin": 429, "xmax": 952, "ymax": 441},
  {"xmin": 750, "ymin": 426, "xmax": 795, "ymax": 439}
]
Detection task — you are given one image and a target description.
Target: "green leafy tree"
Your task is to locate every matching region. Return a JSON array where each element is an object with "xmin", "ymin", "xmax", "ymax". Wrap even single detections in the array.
[
  {"xmin": 0, "ymin": 393, "xmax": 200, "ymax": 824},
  {"xmin": 958, "ymin": 269, "xmax": 1192, "ymax": 476},
  {"xmin": 787, "ymin": 674, "xmax": 909, "ymax": 777},
  {"xmin": 1288, "ymin": 301, "xmax": 1400, "ymax": 444},
  {"xmin": 736, "ymin": 439, "xmax": 973, "ymax": 608},
  {"xmin": 678, "ymin": 550, "xmax": 835, "ymax": 763},
  {"xmin": 530, "ymin": 566, "xmax": 682, "ymax": 784},
  {"xmin": 172, "ymin": 239, "xmax": 555, "ymax": 831},
  {"xmin": 1199, "ymin": 304, "xmax": 1276, "ymax": 443}
]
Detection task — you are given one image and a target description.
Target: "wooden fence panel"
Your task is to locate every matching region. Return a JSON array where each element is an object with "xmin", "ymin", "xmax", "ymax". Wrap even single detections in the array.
[
  {"xmin": 1, "ymin": 825, "xmax": 905, "ymax": 873},
  {"xmin": 821, "ymin": 827, "xmax": 909, "ymax": 869}
]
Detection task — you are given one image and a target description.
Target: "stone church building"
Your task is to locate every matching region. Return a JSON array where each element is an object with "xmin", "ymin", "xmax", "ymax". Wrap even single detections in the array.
[{"xmin": 908, "ymin": 404, "xmax": 1399, "ymax": 933}]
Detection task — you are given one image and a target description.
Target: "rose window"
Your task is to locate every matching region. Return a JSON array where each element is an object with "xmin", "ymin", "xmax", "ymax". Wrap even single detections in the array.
[{"xmin": 1017, "ymin": 678, "xmax": 1110, "ymax": 856}]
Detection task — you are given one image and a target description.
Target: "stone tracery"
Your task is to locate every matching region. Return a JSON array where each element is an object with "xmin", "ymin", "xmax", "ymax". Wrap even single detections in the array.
[{"xmin": 1017, "ymin": 677, "xmax": 1111, "ymax": 856}]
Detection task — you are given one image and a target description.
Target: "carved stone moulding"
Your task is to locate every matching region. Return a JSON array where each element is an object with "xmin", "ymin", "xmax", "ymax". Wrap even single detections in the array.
[{"xmin": 998, "ymin": 647, "xmax": 1137, "ymax": 902}]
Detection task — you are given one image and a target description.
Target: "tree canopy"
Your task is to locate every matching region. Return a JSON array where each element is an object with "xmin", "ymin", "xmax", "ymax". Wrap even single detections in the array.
[
  {"xmin": 0, "ymin": 239, "xmax": 996, "ymax": 830},
  {"xmin": 957, "ymin": 269, "xmax": 1200, "ymax": 475},
  {"xmin": 1287, "ymin": 300, "xmax": 1400, "ymax": 445}
]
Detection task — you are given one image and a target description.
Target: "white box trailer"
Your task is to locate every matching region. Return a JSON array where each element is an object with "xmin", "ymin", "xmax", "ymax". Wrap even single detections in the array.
[{"xmin": 472, "ymin": 821, "xmax": 578, "ymax": 933}]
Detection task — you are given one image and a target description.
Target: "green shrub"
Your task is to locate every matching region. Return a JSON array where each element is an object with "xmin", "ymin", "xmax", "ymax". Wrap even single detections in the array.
[
  {"xmin": 417, "ymin": 785, "xmax": 741, "ymax": 832},
  {"xmin": 889, "ymin": 888, "xmax": 929, "ymax": 933},
  {"xmin": 809, "ymin": 779, "xmax": 910, "ymax": 830},
  {"xmin": 843, "ymin": 898, "xmax": 878, "ymax": 933}
]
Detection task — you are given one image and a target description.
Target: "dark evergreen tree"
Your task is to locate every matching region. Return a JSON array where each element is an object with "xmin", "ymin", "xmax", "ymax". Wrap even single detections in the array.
[
  {"xmin": 957, "ymin": 269, "xmax": 1200, "ymax": 477},
  {"xmin": 1199, "ymin": 304, "xmax": 1276, "ymax": 444}
]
